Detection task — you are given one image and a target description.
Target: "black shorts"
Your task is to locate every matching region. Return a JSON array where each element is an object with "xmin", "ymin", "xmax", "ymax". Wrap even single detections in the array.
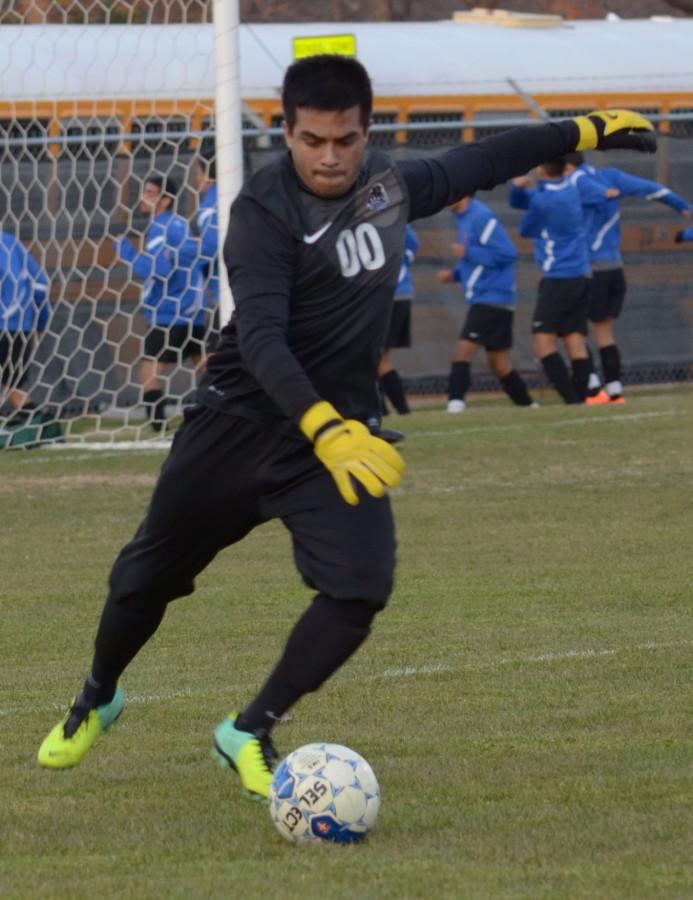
[
  {"xmin": 460, "ymin": 303, "xmax": 514, "ymax": 350},
  {"xmin": 385, "ymin": 300, "xmax": 411, "ymax": 349},
  {"xmin": 107, "ymin": 405, "xmax": 396, "ymax": 609},
  {"xmin": 589, "ymin": 268, "xmax": 626, "ymax": 322},
  {"xmin": 144, "ymin": 324, "xmax": 206, "ymax": 363},
  {"xmin": 532, "ymin": 277, "xmax": 590, "ymax": 336},
  {"xmin": 0, "ymin": 332, "xmax": 33, "ymax": 387}
]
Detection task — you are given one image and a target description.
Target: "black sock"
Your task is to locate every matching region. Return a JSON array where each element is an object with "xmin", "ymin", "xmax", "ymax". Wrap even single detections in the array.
[
  {"xmin": 79, "ymin": 674, "xmax": 114, "ymax": 709},
  {"xmin": 499, "ymin": 370, "xmax": 533, "ymax": 406},
  {"xmin": 540, "ymin": 352, "xmax": 579, "ymax": 404},
  {"xmin": 379, "ymin": 370, "xmax": 410, "ymax": 415},
  {"xmin": 143, "ymin": 389, "xmax": 164, "ymax": 421},
  {"xmin": 448, "ymin": 361, "xmax": 470, "ymax": 401},
  {"xmin": 599, "ymin": 344, "xmax": 621, "ymax": 384},
  {"xmin": 87, "ymin": 594, "xmax": 168, "ymax": 704},
  {"xmin": 571, "ymin": 357, "xmax": 591, "ymax": 402},
  {"xmin": 237, "ymin": 594, "xmax": 378, "ymax": 734},
  {"xmin": 152, "ymin": 396, "xmax": 170, "ymax": 433}
]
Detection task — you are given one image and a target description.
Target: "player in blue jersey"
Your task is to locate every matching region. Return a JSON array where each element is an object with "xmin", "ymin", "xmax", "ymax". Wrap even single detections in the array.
[
  {"xmin": 0, "ymin": 230, "xmax": 51, "ymax": 417},
  {"xmin": 192, "ymin": 151, "xmax": 220, "ymax": 349},
  {"xmin": 113, "ymin": 174, "xmax": 204, "ymax": 431},
  {"xmin": 511, "ymin": 160, "xmax": 617, "ymax": 405},
  {"xmin": 378, "ymin": 224, "xmax": 418, "ymax": 415},
  {"xmin": 436, "ymin": 196, "xmax": 535, "ymax": 411},
  {"xmin": 37, "ymin": 55, "xmax": 656, "ymax": 800},
  {"xmin": 565, "ymin": 152, "xmax": 693, "ymax": 402},
  {"xmin": 509, "ymin": 157, "xmax": 613, "ymax": 404}
]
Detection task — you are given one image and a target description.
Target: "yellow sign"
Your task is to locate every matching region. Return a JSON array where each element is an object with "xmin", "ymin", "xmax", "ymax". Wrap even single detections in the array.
[{"xmin": 292, "ymin": 34, "xmax": 357, "ymax": 59}]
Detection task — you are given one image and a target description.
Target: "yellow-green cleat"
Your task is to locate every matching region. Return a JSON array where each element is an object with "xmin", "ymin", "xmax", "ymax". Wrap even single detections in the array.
[
  {"xmin": 212, "ymin": 713, "xmax": 278, "ymax": 801},
  {"xmin": 37, "ymin": 686, "xmax": 124, "ymax": 769}
]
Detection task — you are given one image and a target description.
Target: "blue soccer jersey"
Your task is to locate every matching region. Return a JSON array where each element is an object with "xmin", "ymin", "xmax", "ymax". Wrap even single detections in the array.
[
  {"xmin": 0, "ymin": 230, "xmax": 50, "ymax": 333},
  {"xmin": 580, "ymin": 164, "xmax": 693, "ymax": 264},
  {"xmin": 450, "ymin": 199, "xmax": 517, "ymax": 305},
  {"xmin": 394, "ymin": 225, "xmax": 418, "ymax": 299},
  {"xmin": 510, "ymin": 175, "xmax": 591, "ymax": 278},
  {"xmin": 114, "ymin": 211, "xmax": 204, "ymax": 326},
  {"xmin": 197, "ymin": 182, "xmax": 219, "ymax": 309}
]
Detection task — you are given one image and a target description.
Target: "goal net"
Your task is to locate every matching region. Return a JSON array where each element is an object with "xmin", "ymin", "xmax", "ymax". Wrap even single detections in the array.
[
  {"xmin": 0, "ymin": 1, "xmax": 220, "ymax": 448},
  {"xmin": 2, "ymin": 7, "xmax": 691, "ymax": 450}
]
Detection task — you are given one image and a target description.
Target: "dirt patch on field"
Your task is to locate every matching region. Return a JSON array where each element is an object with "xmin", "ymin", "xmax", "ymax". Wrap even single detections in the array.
[{"xmin": 0, "ymin": 473, "xmax": 156, "ymax": 494}]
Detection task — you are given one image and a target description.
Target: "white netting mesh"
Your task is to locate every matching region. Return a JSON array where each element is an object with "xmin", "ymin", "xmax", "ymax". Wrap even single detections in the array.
[
  {"xmin": 3, "ymin": 9, "xmax": 692, "ymax": 449},
  {"xmin": 0, "ymin": 1, "xmax": 219, "ymax": 448}
]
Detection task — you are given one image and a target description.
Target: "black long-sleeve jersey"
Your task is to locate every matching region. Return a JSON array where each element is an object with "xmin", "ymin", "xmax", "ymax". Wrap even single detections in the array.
[{"xmin": 197, "ymin": 119, "xmax": 580, "ymax": 430}]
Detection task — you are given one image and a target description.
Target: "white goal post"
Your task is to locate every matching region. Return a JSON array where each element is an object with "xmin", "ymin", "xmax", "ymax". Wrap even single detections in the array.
[
  {"xmin": 0, "ymin": 0, "xmax": 242, "ymax": 449},
  {"xmin": 213, "ymin": 0, "xmax": 242, "ymax": 329}
]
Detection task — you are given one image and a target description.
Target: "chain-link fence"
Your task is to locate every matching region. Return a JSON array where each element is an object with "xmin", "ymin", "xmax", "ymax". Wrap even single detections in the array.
[
  {"xmin": 1, "ymin": 115, "xmax": 692, "ymax": 427},
  {"xmin": 244, "ymin": 117, "xmax": 693, "ymax": 395}
]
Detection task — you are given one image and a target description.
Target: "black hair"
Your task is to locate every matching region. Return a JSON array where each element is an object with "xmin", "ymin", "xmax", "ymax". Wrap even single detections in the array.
[
  {"xmin": 564, "ymin": 151, "xmax": 585, "ymax": 167},
  {"xmin": 145, "ymin": 174, "xmax": 179, "ymax": 198},
  {"xmin": 281, "ymin": 54, "xmax": 373, "ymax": 131},
  {"xmin": 541, "ymin": 157, "xmax": 567, "ymax": 177}
]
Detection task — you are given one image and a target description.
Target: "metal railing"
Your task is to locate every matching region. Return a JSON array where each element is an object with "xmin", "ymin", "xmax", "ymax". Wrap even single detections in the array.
[{"xmin": 3, "ymin": 111, "xmax": 693, "ymax": 152}]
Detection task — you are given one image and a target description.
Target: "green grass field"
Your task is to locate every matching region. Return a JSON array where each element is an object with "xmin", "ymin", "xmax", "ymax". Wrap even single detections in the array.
[{"xmin": 1, "ymin": 387, "xmax": 692, "ymax": 899}]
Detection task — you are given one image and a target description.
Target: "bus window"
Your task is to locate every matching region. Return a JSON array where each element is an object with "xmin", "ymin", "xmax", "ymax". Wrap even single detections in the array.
[
  {"xmin": 0, "ymin": 118, "xmax": 50, "ymax": 160},
  {"xmin": 59, "ymin": 117, "xmax": 121, "ymax": 159},
  {"xmin": 406, "ymin": 111, "xmax": 464, "ymax": 148},
  {"xmin": 130, "ymin": 116, "xmax": 190, "ymax": 157}
]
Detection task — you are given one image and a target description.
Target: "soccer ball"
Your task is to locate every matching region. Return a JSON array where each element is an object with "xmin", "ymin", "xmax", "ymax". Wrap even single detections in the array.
[{"xmin": 268, "ymin": 742, "xmax": 380, "ymax": 844}]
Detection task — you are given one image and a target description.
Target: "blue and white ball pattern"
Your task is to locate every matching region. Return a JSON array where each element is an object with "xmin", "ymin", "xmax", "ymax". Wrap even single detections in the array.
[{"xmin": 269, "ymin": 742, "xmax": 380, "ymax": 843}]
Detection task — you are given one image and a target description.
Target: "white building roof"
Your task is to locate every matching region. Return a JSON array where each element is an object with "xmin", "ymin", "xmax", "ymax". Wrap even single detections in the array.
[{"xmin": 1, "ymin": 19, "xmax": 692, "ymax": 103}]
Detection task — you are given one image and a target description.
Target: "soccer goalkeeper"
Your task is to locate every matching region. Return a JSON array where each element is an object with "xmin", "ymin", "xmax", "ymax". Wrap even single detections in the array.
[{"xmin": 38, "ymin": 56, "xmax": 656, "ymax": 800}]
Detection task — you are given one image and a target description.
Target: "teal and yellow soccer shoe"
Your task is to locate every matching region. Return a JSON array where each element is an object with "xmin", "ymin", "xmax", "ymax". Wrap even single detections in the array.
[
  {"xmin": 37, "ymin": 686, "xmax": 124, "ymax": 769},
  {"xmin": 212, "ymin": 713, "xmax": 278, "ymax": 801}
]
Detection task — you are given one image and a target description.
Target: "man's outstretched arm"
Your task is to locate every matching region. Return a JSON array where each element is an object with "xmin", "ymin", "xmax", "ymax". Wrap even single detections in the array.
[{"xmin": 401, "ymin": 111, "xmax": 656, "ymax": 221}]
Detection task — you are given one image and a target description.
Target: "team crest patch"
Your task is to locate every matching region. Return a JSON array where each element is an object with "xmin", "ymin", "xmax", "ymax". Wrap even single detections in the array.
[{"xmin": 367, "ymin": 182, "xmax": 389, "ymax": 211}]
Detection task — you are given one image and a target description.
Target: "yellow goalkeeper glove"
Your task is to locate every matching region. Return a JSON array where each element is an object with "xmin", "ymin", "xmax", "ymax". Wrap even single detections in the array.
[
  {"xmin": 300, "ymin": 400, "xmax": 405, "ymax": 506},
  {"xmin": 573, "ymin": 109, "xmax": 656, "ymax": 153}
]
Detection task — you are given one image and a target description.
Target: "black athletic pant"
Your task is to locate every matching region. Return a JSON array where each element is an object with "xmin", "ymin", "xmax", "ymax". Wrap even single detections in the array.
[{"xmin": 89, "ymin": 405, "xmax": 396, "ymax": 721}]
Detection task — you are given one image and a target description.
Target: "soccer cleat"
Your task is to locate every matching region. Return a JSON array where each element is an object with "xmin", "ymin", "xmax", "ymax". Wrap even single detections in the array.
[
  {"xmin": 37, "ymin": 686, "xmax": 124, "ymax": 769},
  {"xmin": 366, "ymin": 417, "xmax": 405, "ymax": 445},
  {"xmin": 447, "ymin": 399, "xmax": 466, "ymax": 414},
  {"xmin": 609, "ymin": 395, "xmax": 626, "ymax": 404},
  {"xmin": 584, "ymin": 390, "xmax": 610, "ymax": 406},
  {"xmin": 212, "ymin": 713, "xmax": 278, "ymax": 801},
  {"xmin": 368, "ymin": 423, "xmax": 406, "ymax": 445}
]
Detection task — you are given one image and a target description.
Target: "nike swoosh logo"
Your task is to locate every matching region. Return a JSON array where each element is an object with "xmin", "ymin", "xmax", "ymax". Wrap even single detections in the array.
[{"xmin": 303, "ymin": 222, "xmax": 332, "ymax": 244}]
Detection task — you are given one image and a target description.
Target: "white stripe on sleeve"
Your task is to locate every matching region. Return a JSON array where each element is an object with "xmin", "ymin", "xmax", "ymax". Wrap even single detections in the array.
[{"xmin": 479, "ymin": 218, "xmax": 497, "ymax": 245}]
